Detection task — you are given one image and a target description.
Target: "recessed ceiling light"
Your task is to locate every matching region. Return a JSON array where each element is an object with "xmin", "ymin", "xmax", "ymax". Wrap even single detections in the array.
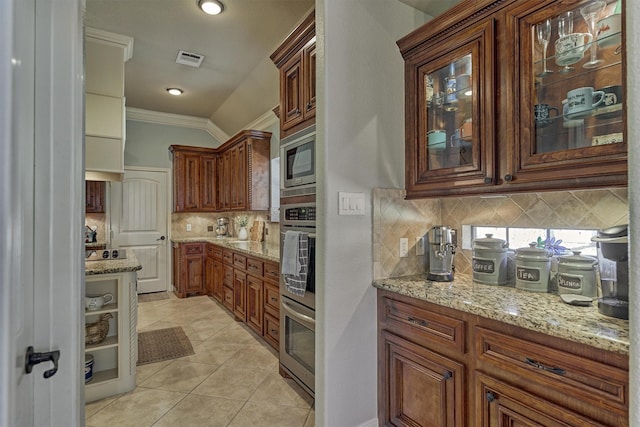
[
  {"xmin": 198, "ymin": 0, "xmax": 223, "ymax": 15},
  {"xmin": 166, "ymin": 88, "xmax": 183, "ymax": 96}
]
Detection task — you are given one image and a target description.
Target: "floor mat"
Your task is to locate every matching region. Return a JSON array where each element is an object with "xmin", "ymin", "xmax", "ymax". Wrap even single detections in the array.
[
  {"xmin": 137, "ymin": 327, "xmax": 194, "ymax": 365},
  {"xmin": 138, "ymin": 292, "xmax": 170, "ymax": 303}
]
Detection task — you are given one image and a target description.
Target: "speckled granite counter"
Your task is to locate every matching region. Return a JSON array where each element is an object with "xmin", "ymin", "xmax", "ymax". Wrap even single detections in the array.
[
  {"xmin": 373, "ymin": 274, "xmax": 629, "ymax": 355},
  {"xmin": 171, "ymin": 237, "xmax": 279, "ymax": 263},
  {"xmin": 85, "ymin": 253, "xmax": 143, "ymax": 276}
]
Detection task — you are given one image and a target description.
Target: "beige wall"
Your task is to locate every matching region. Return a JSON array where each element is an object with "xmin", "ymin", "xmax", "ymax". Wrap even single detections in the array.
[
  {"xmin": 373, "ymin": 187, "xmax": 629, "ymax": 280},
  {"xmin": 171, "ymin": 211, "xmax": 279, "ymax": 245}
]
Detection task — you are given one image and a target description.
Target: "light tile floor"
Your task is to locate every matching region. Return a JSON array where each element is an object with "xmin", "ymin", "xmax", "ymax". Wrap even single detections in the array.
[{"xmin": 85, "ymin": 293, "xmax": 314, "ymax": 427}]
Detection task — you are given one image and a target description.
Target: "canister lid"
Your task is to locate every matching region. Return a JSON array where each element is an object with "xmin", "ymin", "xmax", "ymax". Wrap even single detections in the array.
[
  {"xmin": 473, "ymin": 234, "xmax": 508, "ymax": 251},
  {"xmin": 516, "ymin": 243, "xmax": 550, "ymax": 259},
  {"xmin": 557, "ymin": 251, "xmax": 596, "ymax": 267}
]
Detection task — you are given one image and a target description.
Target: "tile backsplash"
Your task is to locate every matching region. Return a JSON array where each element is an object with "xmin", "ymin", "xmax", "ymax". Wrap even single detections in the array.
[
  {"xmin": 373, "ymin": 187, "xmax": 628, "ymax": 280},
  {"xmin": 171, "ymin": 211, "xmax": 279, "ymax": 245}
]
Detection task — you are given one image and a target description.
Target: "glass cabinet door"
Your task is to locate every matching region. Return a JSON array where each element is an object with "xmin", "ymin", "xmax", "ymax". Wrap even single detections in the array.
[
  {"xmin": 512, "ymin": 0, "xmax": 625, "ymax": 185},
  {"xmin": 407, "ymin": 19, "xmax": 495, "ymax": 196}
]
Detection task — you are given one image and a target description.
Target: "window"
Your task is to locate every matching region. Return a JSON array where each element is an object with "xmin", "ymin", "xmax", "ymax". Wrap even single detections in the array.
[{"xmin": 469, "ymin": 226, "xmax": 597, "ymax": 256}]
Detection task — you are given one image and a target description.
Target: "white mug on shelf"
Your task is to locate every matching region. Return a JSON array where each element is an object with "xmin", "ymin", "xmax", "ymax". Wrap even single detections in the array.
[
  {"xmin": 565, "ymin": 87, "xmax": 605, "ymax": 119},
  {"xmin": 85, "ymin": 293, "xmax": 114, "ymax": 311}
]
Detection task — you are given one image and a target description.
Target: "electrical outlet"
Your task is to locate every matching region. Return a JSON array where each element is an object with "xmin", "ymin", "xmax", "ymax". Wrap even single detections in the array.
[
  {"xmin": 186, "ymin": 224, "xmax": 192, "ymax": 232},
  {"xmin": 207, "ymin": 225, "xmax": 214, "ymax": 232},
  {"xmin": 399, "ymin": 238, "xmax": 409, "ymax": 258},
  {"xmin": 416, "ymin": 236, "xmax": 425, "ymax": 256},
  {"xmin": 265, "ymin": 228, "xmax": 269, "ymax": 235}
]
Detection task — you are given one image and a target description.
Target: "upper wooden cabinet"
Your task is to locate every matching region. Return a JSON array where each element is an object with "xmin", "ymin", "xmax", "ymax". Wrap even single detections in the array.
[
  {"xmin": 271, "ymin": 10, "xmax": 316, "ymax": 138},
  {"xmin": 85, "ymin": 181, "xmax": 106, "ymax": 213},
  {"xmin": 399, "ymin": 0, "xmax": 626, "ymax": 198},
  {"xmin": 169, "ymin": 145, "xmax": 217, "ymax": 213},
  {"xmin": 170, "ymin": 130, "xmax": 271, "ymax": 213}
]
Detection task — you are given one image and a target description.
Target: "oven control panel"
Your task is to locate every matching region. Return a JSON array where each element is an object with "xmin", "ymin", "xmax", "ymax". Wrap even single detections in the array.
[{"xmin": 283, "ymin": 205, "xmax": 316, "ymax": 222}]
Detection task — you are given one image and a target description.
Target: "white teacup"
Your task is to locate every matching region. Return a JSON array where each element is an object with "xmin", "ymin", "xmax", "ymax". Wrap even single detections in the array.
[
  {"xmin": 85, "ymin": 293, "xmax": 114, "ymax": 311},
  {"xmin": 597, "ymin": 14, "xmax": 621, "ymax": 48},
  {"xmin": 565, "ymin": 87, "xmax": 605, "ymax": 119},
  {"xmin": 555, "ymin": 33, "xmax": 592, "ymax": 66}
]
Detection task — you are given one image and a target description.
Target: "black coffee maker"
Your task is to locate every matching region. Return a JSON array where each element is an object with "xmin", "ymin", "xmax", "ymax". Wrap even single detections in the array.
[{"xmin": 591, "ymin": 225, "xmax": 628, "ymax": 319}]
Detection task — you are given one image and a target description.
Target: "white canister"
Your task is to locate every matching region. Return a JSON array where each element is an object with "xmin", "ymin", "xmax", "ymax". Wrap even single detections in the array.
[
  {"xmin": 472, "ymin": 234, "xmax": 510, "ymax": 285},
  {"xmin": 515, "ymin": 243, "xmax": 551, "ymax": 292},
  {"xmin": 556, "ymin": 251, "xmax": 598, "ymax": 298}
]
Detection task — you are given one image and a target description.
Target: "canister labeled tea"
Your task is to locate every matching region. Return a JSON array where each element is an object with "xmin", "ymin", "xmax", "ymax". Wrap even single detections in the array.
[{"xmin": 515, "ymin": 243, "xmax": 551, "ymax": 292}]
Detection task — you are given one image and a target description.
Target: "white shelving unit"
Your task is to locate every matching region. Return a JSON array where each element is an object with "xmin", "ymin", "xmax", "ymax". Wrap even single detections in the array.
[{"xmin": 85, "ymin": 271, "xmax": 137, "ymax": 403}]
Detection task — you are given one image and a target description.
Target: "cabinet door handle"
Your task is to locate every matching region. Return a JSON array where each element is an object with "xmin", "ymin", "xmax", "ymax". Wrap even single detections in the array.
[
  {"xmin": 306, "ymin": 102, "xmax": 312, "ymax": 110},
  {"xmin": 486, "ymin": 392, "xmax": 496, "ymax": 403},
  {"xmin": 407, "ymin": 316, "xmax": 428, "ymax": 327},
  {"xmin": 504, "ymin": 174, "xmax": 513, "ymax": 182},
  {"xmin": 525, "ymin": 357, "xmax": 566, "ymax": 376},
  {"xmin": 484, "ymin": 177, "xmax": 493, "ymax": 185},
  {"xmin": 443, "ymin": 371, "xmax": 452, "ymax": 380}
]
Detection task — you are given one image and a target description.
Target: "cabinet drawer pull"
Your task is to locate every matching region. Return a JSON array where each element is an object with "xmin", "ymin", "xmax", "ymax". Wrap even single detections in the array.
[
  {"xmin": 486, "ymin": 392, "xmax": 496, "ymax": 403},
  {"xmin": 525, "ymin": 357, "xmax": 566, "ymax": 376},
  {"xmin": 271, "ymin": 329, "xmax": 278, "ymax": 335},
  {"xmin": 407, "ymin": 316, "xmax": 428, "ymax": 327},
  {"xmin": 270, "ymin": 297, "xmax": 278, "ymax": 302}
]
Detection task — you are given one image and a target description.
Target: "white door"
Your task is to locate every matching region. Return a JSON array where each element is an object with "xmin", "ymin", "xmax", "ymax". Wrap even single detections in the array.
[
  {"xmin": 1, "ymin": 0, "xmax": 83, "ymax": 425},
  {"xmin": 111, "ymin": 168, "xmax": 170, "ymax": 293}
]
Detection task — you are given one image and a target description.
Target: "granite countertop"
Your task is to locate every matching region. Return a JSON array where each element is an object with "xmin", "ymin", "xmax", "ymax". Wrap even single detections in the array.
[
  {"xmin": 373, "ymin": 274, "xmax": 629, "ymax": 355},
  {"xmin": 85, "ymin": 252, "xmax": 143, "ymax": 276},
  {"xmin": 171, "ymin": 237, "xmax": 279, "ymax": 263}
]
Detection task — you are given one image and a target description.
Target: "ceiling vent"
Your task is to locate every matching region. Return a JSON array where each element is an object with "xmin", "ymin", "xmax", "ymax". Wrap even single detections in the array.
[{"xmin": 176, "ymin": 50, "xmax": 205, "ymax": 68}]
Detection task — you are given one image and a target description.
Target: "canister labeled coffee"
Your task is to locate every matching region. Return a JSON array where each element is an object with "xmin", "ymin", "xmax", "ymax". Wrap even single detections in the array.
[{"xmin": 472, "ymin": 234, "xmax": 511, "ymax": 285}]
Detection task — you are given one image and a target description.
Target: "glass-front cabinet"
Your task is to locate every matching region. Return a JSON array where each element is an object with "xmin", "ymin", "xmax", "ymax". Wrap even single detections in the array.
[
  {"xmin": 399, "ymin": 0, "xmax": 626, "ymax": 199},
  {"xmin": 510, "ymin": 0, "xmax": 625, "ymax": 187}
]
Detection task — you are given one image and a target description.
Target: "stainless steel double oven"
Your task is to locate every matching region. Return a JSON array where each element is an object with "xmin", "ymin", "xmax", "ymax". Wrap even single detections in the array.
[{"xmin": 279, "ymin": 202, "xmax": 316, "ymax": 396}]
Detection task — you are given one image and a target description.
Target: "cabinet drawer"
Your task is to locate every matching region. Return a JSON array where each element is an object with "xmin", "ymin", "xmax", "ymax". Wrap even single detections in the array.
[
  {"xmin": 233, "ymin": 253, "xmax": 247, "ymax": 270},
  {"xmin": 184, "ymin": 243, "xmax": 203, "ymax": 255},
  {"xmin": 381, "ymin": 297, "xmax": 465, "ymax": 354},
  {"xmin": 264, "ymin": 282, "xmax": 280, "ymax": 319},
  {"xmin": 246, "ymin": 257, "xmax": 263, "ymax": 277},
  {"xmin": 475, "ymin": 326, "xmax": 628, "ymax": 413},
  {"xmin": 264, "ymin": 261, "xmax": 280, "ymax": 282},
  {"xmin": 213, "ymin": 246, "xmax": 223, "ymax": 260},
  {"xmin": 222, "ymin": 249, "xmax": 234, "ymax": 264}
]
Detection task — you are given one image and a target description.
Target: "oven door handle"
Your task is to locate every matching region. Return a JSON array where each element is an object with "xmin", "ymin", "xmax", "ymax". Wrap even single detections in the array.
[{"xmin": 281, "ymin": 300, "xmax": 316, "ymax": 328}]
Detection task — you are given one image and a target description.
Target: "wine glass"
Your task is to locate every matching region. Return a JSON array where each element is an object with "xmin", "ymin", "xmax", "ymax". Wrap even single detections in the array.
[
  {"xmin": 536, "ymin": 19, "xmax": 552, "ymax": 77},
  {"xmin": 581, "ymin": 1, "xmax": 606, "ymax": 69},
  {"xmin": 557, "ymin": 11, "xmax": 574, "ymax": 73}
]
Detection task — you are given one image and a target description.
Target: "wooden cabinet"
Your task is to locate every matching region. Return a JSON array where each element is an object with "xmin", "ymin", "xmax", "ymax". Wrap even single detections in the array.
[
  {"xmin": 172, "ymin": 242, "xmax": 205, "ymax": 298},
  {"xmin": 271, "ymin": 10, "xmax": 316, "ymax": 138},
  {"xmin": 86, "ymin": 180, "xmax": 105, "ymax": 213},
  {"xmin": 377, "ymin": 290, "xmax": 629, "ymax": 426},
  {"xmin": 399, "ymin": 0, "xmax": 626, "ymax": 198},
  {"xmin": 209, "ymin": 245, "xmax": 224, "ymax": 302},
  {"xmin": 247, "ymin": 274, "xmax": 264, "ymax": 335},
  {"xmin": 233, "ymin": 270, "xmax": 247, "ymax": 321},
  {"xmin": 169, "ymin": 146, "xmax": 217, "ymax": 213},
  {"xmin": 215, "ymin": 130, "xmax": 271, "ymax": 212}
]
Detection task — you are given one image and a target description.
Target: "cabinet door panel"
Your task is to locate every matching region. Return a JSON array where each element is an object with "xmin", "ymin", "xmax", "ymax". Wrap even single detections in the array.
[
  {"xmin": 233, "ymin": 270, "xmax": 247, "ymax": 321},
  {"xmin": 213, "ymin": 259, "xmax": 224, "ymax": 302},
  {"xmin": 200, "ymin": 154, "xmax": 217, "ymax": 211},
  {"xmin": 506, "ymin": 0, "xmax": 626, "ymax": 188},
  {"xmin": 281, "ymin": 54, "xmax": 304, "ymax": 131},
  {"xmin": 247, "ymin": 275, "xmax": 263, "ymax": 335},
  {"xmin": 303, "ymin": 41, "xmax": 316, "ymax": 120},
  {"xmin": 380, "ymin": 331, "xmax": 465, "ymax": 427},
  {"xmin": 405, "ymin": 19, "xmax": 496, "ymax": 198},
  {"xmin": 86, "ymin": 181, "xmax": 105, "ymax": 213}
]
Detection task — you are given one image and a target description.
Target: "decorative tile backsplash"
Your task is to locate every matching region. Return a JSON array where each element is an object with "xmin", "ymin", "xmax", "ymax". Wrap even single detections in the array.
[
  {"xmin": 171, "ymin": 211, "xmax": 279, "ymax": 245},
  {"xmin": 373, "ymin": 187, "xmax": 628, "ymax": 280},
  {"xmin": 85, "ymin": 213, "xmax": 107, "ymax": 244}
]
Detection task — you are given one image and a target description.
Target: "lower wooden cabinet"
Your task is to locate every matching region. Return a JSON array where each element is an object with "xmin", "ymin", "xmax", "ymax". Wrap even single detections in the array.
[
  {"xmin": 246, "ymin": 275, "xmax": 264, "ymax": 335},
  {"xmin": 377, "ymin": 290, "xmax": 629, "ymax": 427},
  {"xmin": 233, "ymin": 270, "xmax": 247, "ymax": 321},
  {"xmin": 380, "ymin": 330, "xmax": 464, "ymax": 427},
  {"xmin": 173, "ymin": 242, "xmax": 205, "ymax": 298}
]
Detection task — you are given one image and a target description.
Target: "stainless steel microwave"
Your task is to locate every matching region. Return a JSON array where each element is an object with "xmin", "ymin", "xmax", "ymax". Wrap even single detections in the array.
[{"xmin": 281, "ymin": 125, "xmax": 315, "ymax": 191}]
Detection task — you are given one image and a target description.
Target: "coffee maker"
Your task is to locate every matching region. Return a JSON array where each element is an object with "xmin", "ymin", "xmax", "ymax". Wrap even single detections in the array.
[
  {"xmin": 427, "ymin": 226, "xmax": 457, "ymax": 282},
  {"xmin": 591, "ymin": 225, "xmax": 628, "ymax": 319}
]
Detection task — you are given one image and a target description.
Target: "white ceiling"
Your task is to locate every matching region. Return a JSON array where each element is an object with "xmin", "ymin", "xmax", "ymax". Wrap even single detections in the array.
[{"xmin": 86, "ymin": 0, "xmax": 461, "ymax": 136}]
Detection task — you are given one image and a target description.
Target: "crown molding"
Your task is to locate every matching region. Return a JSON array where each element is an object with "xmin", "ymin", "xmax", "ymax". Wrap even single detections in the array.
[
  {"xmin": 85, "ymin": 27, "xmax": 134, "ymax": 61},
  {"xmin": 126, "ymin": 107, "xmax": 229, "ymax": 142},
  {"xmin": 244, "ymin": 107, "xmax": 279, "ymax": 131}
]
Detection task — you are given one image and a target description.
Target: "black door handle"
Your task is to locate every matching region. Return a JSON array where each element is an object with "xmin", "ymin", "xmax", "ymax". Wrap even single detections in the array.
[
  {"xmin": 25, "ymin": 346, "xmax": 60, "ymax": 379},
  {"xmin": 157, "ymin": 235, "xmax": 166, "ymax": 241}
]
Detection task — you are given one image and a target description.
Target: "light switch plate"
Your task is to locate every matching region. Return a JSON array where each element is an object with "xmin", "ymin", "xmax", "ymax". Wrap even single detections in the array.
[
  {"xmin": 186, "ymin": 224, "xmax": 192, "ymax": 232},
  {"xmin": 338, "ymin": 192, "xmax": 365, "ymax": 215}
]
